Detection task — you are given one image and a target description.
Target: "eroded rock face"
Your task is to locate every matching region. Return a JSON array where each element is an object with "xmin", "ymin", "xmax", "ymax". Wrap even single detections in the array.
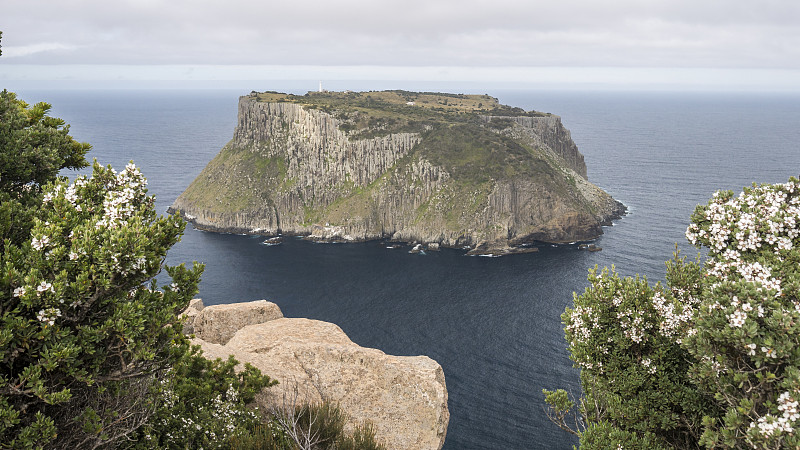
[
  {"xmin": 489, "ymin": 115, "xmax": 587, "ymax": 179},
  {"xmin": 184, "ymin": 300, "xmax": 449, "ymax": 450}
]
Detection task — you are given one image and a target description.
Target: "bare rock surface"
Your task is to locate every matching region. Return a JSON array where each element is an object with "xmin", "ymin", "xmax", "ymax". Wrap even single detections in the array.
[
  {"xmin": 191, "ymin": 299, "xmax": 283, "ymax": 344},
  {"xmin": 184, "ymin": 300, "xmax": 449, "ymax": 450}
]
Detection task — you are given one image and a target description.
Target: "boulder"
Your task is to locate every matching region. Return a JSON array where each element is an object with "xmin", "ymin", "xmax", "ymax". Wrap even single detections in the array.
[
  {"xmin": 190, "ymin": 299, "xmax": 283, "ymax": 344},
  {"xmin": 188, "ymin": 298, "xmax": 205, "ymax": 311},
  {"xmin": 409, "ymin": 243, "xmax": 424, "ymax": 254},
  {"xmin": 189, "ymin": 302, "xmax": 449, "ymax": 450}
]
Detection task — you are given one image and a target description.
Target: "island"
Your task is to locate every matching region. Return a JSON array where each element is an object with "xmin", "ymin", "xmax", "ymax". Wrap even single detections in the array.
[{"xmin": 169, "ymin": 90, "xmax": 625, "ymax": 255}]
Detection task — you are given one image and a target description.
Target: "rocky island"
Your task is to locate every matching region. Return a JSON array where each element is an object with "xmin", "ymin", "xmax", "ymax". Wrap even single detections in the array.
[{"xmin": 170, "ymin": 90, "xmax": 625, "ymax": 254}]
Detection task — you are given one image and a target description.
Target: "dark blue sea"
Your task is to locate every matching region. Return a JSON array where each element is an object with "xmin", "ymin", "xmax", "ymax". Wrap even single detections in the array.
[{"xmin": 13, "ymin": 86, "xmax": 800, "ymax": 449}]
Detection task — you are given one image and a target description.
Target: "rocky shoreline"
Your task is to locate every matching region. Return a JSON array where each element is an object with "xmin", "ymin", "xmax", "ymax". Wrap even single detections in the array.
[
  {"xmin": 167, "ymin": 213, "xmax": 625, "ymax": 257},
  {"xmin": 169, "ymin": 200, "xmax": 626, "ymax": 257}
]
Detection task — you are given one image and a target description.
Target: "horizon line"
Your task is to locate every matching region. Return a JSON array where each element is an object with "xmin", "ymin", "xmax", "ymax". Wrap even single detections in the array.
[{"xmin": 4, "ymin": 65, "xmax": 800, "ymax": 92}]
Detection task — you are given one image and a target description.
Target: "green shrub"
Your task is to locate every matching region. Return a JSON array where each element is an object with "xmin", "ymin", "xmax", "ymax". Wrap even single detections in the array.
[
  {"xmin": 127, "ymin": 346, "xmax": 276, "ymax": 449},
  {"xmin": 0, "ymin": 160, "xmax": 204, "ymax": 448},
  {"xmin": 224, "ymin": 421, "xmax": 291, "ymax": 449},
  {"xmin": 684, "ymin": 180, "xmax": 800, "ymax": 448},
  {"xmin": 224, "ymin": 401, "xmax": 385, "ymax": 450},
  {"xmin": 581, "ymin": 421, "xmax": 671, "ymax": 450},
  {"xmin": 0, "ymin": 89, "xmax": 90, "ymax": 249},
  {"xmin": 546, "ymin": 178, "xmax": 800, "ymax": 449},
  {"xmin": 268, "ymin": 402, "xmax": 386, "ymax": 450},
  {"xmin": 551, "ymin": 261, "xmax": 709, "ymax": 448},
  {"xmin": 0, "ymin": 90, "xmax": 203, "ymax": 448}
]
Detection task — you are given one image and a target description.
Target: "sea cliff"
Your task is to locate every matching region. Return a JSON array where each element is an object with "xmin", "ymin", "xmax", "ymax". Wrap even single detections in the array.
[{"xmin": 169, "ymin": 90, "xmax": 625, "ymax": 254}]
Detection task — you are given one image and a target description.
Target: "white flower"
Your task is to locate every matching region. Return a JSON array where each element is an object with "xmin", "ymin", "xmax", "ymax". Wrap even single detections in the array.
[
  {"xmin": 31, "ymin": 235, "xmax": 50, "ymax": 250},
  {"xmin": 13, "ymin": 287, "xmax": 26, "ymax": 298},
  {"xmin": 778, "ymin": 392, "xmax": 800, "ymax": 422},
  {"xmin": 36, "ymin": 307, "xmax": 61, "ymax": 326},
  {"xmin": 776, "ymin": 237, "xmax": 793, "ymax": 252},
  {"xmin": 36, "ymin": 281, "xmax": 54, "ymax": 295},
  {"xmin": 64, "ymin": 185, "xmax": 78, "ymax": 205},
  {"xmin": 728, "ymin": 310, "xmax": 747, "ymax": 328}
]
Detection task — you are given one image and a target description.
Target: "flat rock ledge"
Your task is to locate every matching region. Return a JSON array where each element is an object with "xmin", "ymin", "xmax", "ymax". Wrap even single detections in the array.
[{"xmin": 183, "ymin": 299, "xmax": 449, "ymax": 450}]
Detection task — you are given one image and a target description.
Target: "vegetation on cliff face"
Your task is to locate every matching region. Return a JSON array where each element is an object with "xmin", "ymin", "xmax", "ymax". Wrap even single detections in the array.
[
  {"xmin": 172, "ymin": 90, "xmax": 625, "ymax": 253},
  {"xmin": 546, "ymin": 178, "xmax": 800, "ymax": 449},
  {"xmin": 180, "ymin": 143, "xmax": 288, "ymax": 214},
  {"xmin": 417, "ymin": 123, "xmax": 540, "ymax": 182}
]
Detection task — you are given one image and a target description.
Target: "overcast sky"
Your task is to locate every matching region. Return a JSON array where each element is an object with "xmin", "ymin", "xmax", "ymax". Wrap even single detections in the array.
[{"xmin": 3, "ymin": 0, "xmax": 800, "ymax": 90}]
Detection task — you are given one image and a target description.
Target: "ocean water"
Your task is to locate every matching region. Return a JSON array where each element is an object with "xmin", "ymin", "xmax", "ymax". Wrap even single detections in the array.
[{"xmin": 16, "ymin": 87, "xmax": 800, "ymax": 449}]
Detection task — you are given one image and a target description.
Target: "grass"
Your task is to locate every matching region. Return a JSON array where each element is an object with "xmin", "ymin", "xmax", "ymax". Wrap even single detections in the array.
[
  {"xmin": 419, "ymin": 180, "xmax": 495, "ymax": 230},
  {"xmin": 414, "ymin": 123, "xmax": 554, "ymax": 184},
  {"xmin": 179, "ymin": 143, "xmax": 285, "ymax": 213},
  {"xmin": 257, "ymin": 90, "xmax": 502, "ymax": 113},
  {"xmin": 227, "ymin": 402, "xmax": 386, "ymax": 450}
]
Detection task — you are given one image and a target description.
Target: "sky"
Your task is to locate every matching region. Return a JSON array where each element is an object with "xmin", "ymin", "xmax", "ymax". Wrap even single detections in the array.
[{"xmin": 2, "ymin": 0, "xmax": 800, "ymax": 90}]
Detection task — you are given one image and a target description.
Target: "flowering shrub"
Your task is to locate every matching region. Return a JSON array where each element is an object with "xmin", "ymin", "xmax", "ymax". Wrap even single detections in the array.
[
  {"xmin": 127, "ymin": 346, "xmax": 277, "ymax": 449},
  {"xmin": 684, "ymin": 179, "xmax": 800, "ymax": 449},
  {"xmin": 545, "ymin": 177, "xmax": 800, "ymax": 449},
  {"xmin": 1, "ymin": 157, "xmax": 202, "ymax": 447},
  {"xmin": 552, "ymin": 260, "xmax": 710, "ymax": 449},
  {"xmin": 0, "ymin": 90, "xmax": 91, "ymax": 250}
]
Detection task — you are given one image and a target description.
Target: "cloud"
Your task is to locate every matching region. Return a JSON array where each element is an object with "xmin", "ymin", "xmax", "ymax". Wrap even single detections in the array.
[
  {"xmin": 2, "ymin": 0, "xmax": 799, "ymax": 70},
  {"xmin": 2, "ymin": 42, "xmax": 80, "ymax": 58}
]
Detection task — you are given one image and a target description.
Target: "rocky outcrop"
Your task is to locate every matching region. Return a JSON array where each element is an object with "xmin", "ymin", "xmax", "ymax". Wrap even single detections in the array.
[
  {"xmin": 170, "ymin": 91, "xmax": 625, "ymax": 254},
  {"xmin": 185, "ymin": 300, "xmax": 449, "ymax": 450},
  {"xmin": 190, "ymin": 299, "xmax": 283, "ymax": 344}
]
